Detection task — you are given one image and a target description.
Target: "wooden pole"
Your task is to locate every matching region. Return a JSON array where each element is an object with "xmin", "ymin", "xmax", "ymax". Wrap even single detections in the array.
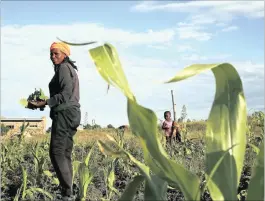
[{"xmin": 171, "ymin": 90, "xmax": 176, "ymax": 121}]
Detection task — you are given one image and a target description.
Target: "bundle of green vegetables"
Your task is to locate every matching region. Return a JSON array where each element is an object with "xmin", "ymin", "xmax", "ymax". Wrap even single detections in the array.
[{"xmin": 20, "ymin": 88, "xmax": 48, "ymax": 111}]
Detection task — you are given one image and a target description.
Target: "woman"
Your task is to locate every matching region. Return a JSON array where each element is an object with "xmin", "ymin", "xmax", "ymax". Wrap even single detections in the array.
[{"xmin": 30, "ymin": 42, "xmax": 81, "ymax": 201}]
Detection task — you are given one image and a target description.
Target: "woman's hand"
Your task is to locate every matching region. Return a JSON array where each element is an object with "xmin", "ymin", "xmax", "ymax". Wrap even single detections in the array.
[
  {"xmin": 29, "ymin": 100, "xmax": 47, "ymax": 108},
  {"xmin": 27, "ymin": 101, "xmax": 38, "ymax": 110}
]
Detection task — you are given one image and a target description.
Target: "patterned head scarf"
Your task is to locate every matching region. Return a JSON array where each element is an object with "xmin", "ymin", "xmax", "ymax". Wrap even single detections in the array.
[{"xmin": 50, "ymin": 42, "xmax": 70, "ymax": 56}]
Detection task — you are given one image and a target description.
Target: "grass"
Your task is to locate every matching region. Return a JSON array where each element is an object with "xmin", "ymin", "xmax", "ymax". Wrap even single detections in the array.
[{"xmin": 0, "ymin": 119, "xmax": 263, "ymax": 201}]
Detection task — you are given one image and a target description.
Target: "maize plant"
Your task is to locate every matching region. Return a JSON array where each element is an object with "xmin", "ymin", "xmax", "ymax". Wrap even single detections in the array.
[
  {"xmin": 43, "ymin": 170, "xmax": 60, "ymax": 186},
  {"xmin": 101, "ymin": 158, "xmax": 120, "ymax": 201},
  {"xmin": 31, "ymin": 142, "xmax": 55, "ymax": 187},
  {"xmin": 13, "ymin": 164, "xmax": 53, "ymax": 201},
  {"xmin": 18, "ymin": 121, "xmax": 30, "ymax": 142},
  {"xmin": 115, "ymin": 128, "xmax": 125, "ymax": 148},
  {"xmin": 59, "ymin": 39, "xmax": 264, "ymax": 201},
  {"xmin": 77, "ymin": 142, "xmax": 96, "ymax": 201}
]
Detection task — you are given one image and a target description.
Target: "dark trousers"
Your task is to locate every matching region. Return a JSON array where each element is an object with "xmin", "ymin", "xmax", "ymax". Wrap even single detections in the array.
[
  {"xmin": 166, "ymin": 131, "xmax": 182, "ymax": 145},
  {"xmin": 49, "ymin": 106, "xmax": 81, "ymax": 196},
  {"xmin": 175, "ymin": 131, "xmax": 181, "ymax": 143}
]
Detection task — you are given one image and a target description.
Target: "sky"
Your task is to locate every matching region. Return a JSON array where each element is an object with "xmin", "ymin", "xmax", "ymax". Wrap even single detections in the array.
[{"xmin": 1, "ymin": 1, "xmax": 264, "ymax": 128}]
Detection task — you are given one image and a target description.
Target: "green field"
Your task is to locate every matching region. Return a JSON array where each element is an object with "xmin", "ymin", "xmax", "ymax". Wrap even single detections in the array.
[{"xmin": 1, "ymin": 115, "xmax": 263, "ymax": 201}]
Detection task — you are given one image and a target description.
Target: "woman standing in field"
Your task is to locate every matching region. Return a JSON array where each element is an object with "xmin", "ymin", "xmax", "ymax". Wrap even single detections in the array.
[{"xmin": 29, "ymin": 42, "xmax": 81, "ymax": 201}]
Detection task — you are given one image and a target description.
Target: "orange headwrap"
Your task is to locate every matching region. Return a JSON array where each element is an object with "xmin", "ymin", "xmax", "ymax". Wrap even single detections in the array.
[{"xmin": 50, "ymin": 42, "xmax": 70, "ymax": 57}]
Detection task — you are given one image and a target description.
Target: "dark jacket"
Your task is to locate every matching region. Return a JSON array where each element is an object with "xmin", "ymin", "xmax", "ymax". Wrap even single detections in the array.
[{"xmin": 47, "ymin": 60, "xmax": 80, "ymax": 119}]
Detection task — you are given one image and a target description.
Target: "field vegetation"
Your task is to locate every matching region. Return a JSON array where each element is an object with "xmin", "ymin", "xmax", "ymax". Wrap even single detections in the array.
[
  {"xmin": 2, "ymin": 42, "xmax": 264, "ymax": 201},
  {"xmin": 1, "ymin": 110, "xmax": 263, "ymax": 201}
]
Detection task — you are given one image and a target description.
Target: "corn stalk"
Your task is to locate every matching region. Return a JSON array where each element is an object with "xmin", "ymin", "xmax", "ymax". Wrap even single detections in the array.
[
  {"xmin": 14, "ymin": 165, "xmax": 53, "ymax": 201},
  {"xmin": 77, "ymin": 142, "xmax": 96, "ymax": 201},
  {"xmin": 59, "ymin": 40, "xmax": 263, "ymax": 201}
]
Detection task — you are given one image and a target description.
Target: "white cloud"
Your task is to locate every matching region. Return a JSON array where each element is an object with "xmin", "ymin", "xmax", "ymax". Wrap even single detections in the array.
[
  {"xmin": 216, "ymin": 22, "xmax": 227, "ymax": 27},
  {"xmin": 132, "ymin": 1, "xmax": 263, "ymax": 41},
  {"xmin": 179, "ymin": 53, "xmax": 231, "ymax": 62},
  {"xmin": 131, "ymin": 1, "xmax": 264, "ymax": 20},
  {"xmin": 221, "ymin": 26, "xmax": 239, "ymax": 32},
  {"xmin": 190, "ymin": 14, "xmax": 218, "ymax": 25},
  {"xmin": 181, "ymin": 54, "xmax": 208, "ymax": 61},
  {"xmin": 176, "ymin": 22, "xmax": 212, "ymax": 41},
  {"xmin": 147, "ymin": 44, "xmax": 171, "ymax": 50},
  {"xmin": 1, "ymin": 23, "xmax": 263, "ymax": 129},
  {"xmin": 176, "ymin": 44, "xmax": 196, "ymax": 53},
  {"xmin": 2, "ymin": 23, "xmax": 176, "ymax": 48}
]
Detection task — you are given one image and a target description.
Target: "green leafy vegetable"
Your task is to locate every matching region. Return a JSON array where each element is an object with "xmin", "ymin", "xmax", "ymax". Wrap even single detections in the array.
[{"xmin": 20, "ymin": 88, "xmax": 48, "ymax": 111}]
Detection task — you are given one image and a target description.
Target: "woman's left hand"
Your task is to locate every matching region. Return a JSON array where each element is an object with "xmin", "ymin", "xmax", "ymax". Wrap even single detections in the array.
[{"xmin": 29, "ymin": 100, "xmax": 47, "ymax": 108}]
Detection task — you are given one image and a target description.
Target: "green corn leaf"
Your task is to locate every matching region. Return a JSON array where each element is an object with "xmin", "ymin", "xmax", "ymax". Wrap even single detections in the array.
[
  {"xmin": 97, "ymin": 140, "xmax": 125, "ymax": 158},
  {"xmin": 246, "ymin": 141, "xmax": 264, "ymax": 201},
  {"xmin": 84, "ymin": 142, "xmax": 95, "ymax": 166},
  {"xmin": 43, "ymin": 170, "xmax": 53, "ymax": 177},
  {"xmin": 89, "ymin": 43, "xmax": 135, "ymax": 101},
  {"xmin": 53, "ymin": 178, "xmax": 60, "ymax": 185},
  {"xmin": 32, "ymin": 151, "xmax": 40, "ymax": 174},
  {"xmin": 128, "ymin": 99, "xmax": 200, "ymax": 200},
  {"xmin": 78, "ymin": 163, "xmax": 94, "ymax": 200},
  {"xmin": 97, "ymin": 139, "xmax": 167, "ymax": 200},
  {"xmin": 248, "ymin": 143, "xmax": 260, "ymax": 154},
  {"xmin": 107, "ymin": 158, "xmax": 119, "ymax": 195},
  {"xmin": 57, "ymin": 37, "xmax": 97, "ymax": 46},
  {"xmin": 73, "ymin": 160, "xmax": 81, "ymax": 182},
  {"xmin": 28, "ymin": 187, "xmax": 53, "ymax": 200},
  {"xmin": 43, "ymin": 170, "xmax": 59, "ymax": 185},
  {"xmin": 21, "ymin": 165, "xmax": 28, "ymax": 199},
  {"xmin": 202, "ymin": 144, "xmax": 238, "ymax": 200},
  {"xmin": 89, "ymin": 43, "xmax": 201, "ymax": 201},
  {"xmin": 144, "ymin": 175, "xmax": 168, "ymax": 201},
  {"xmin": 119, "ymin": 175, "xmax": 145, "ymax": 201},
  {"xmin": 166, "ymin": 63, "xmax": 247, "ymax": 200},
  {"xmin": 24, "ymin": 189, "xmax": 34, "ymax": 200}
]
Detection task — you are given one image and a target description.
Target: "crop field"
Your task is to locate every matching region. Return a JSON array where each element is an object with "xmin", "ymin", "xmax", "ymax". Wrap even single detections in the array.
[
  {"xmin": 0, "ymin": 115, "xmax": 263, "ymax": 201},
  {"xmin": 1, "ymin": 43, "xmax": 264, "ymax": 201}
]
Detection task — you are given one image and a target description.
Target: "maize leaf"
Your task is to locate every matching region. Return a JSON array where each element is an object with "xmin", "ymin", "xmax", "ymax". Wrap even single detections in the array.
[
  {"xmin": 21, "ymin": 165, "xmax": 27, "ymax": 199},
  {"xmin": 127, "ymin": 99, "xmax": 200, "ymax": 200},
  {"xmin": 97, "ymin": 139, "xmax": 167, "ymax": 200},
  {"xmin": 248, "ymin": 143, "xmax": 260, "ymax": 154},
  {"xmin": 119, "ymin": 175, "xmax": 145, "ymax": 201},
  {"xmin": 89, "ymin": 43, "xmax": 135, "ymax": 101},
  {"xmin": 78, "ymin": 163, "xmax": 94, "ymax": 200},
  {"xmin": 84, "ymin": 142, "xmax": 95, "ymax": 166},
  {"xmin": 89, "ymin": 44, "xmax": 201, "ymax": 201},
  {"xmin": 166, "ymin": 63, "xmax": 247, "ymax": 200},
  {"xmin": 27, "ymin": 187, "xmax": 53, "ymax": 200},
  {"xmin": 246, "ymin": 141, "xmax": 264, "ymax": 201},
  {"xmin": 57, "ymin": 37, "xmax": 97, "ymax": 46},
  {"xmin": 144, "ymin": 175, "xmax": 167, "ymax": 201},
  {"xmin": 73, "ymin": 160, "xmax": 81, "ymax": 183}
]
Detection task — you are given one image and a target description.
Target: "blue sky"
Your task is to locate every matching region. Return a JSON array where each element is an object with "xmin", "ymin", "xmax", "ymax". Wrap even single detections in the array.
[{"xmin": 1, "ymin": 1, "xmax": 264, "ymax": 128}]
